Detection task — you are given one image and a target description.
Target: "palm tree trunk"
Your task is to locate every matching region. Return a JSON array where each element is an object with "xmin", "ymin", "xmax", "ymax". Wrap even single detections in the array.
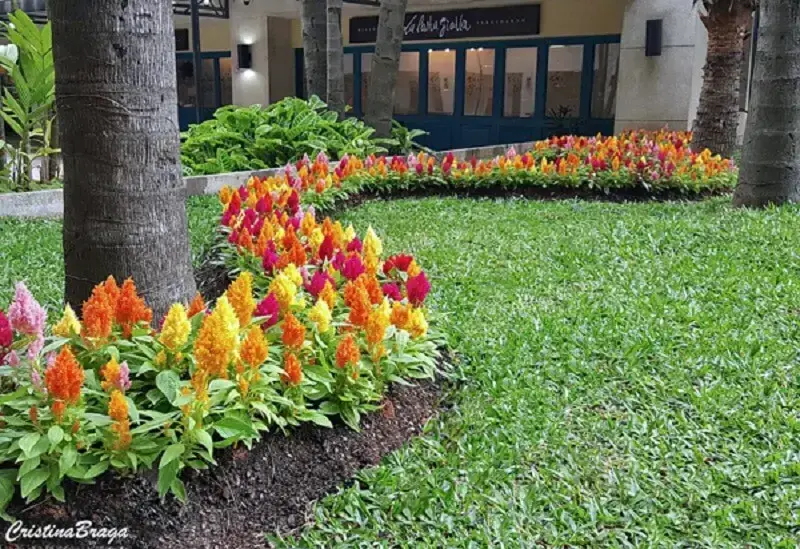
[
  {"xmin": 364, "ymin": 0, "xmax": 408, "ymax": 138},
  {"xmin": 50, "ymin": 0, "xmax": 196, "ymax": 318},
  {"xmin": 692, "ymin": 3, "xmax": 750, "ymax": 157},
  {"xmin": 734, "ymin": 0, "xmax": 800, "ymax": 207},
  {"xmin": 301, "ymin": 0, "xmax": 328, "ymax": 101},
  {"xmin": 48, "ymin": 110, "xmax": 60, "ymax": 180},
  {"xmin": 326, "ymin": 0, "xmax": 345, "ymax": 117}
]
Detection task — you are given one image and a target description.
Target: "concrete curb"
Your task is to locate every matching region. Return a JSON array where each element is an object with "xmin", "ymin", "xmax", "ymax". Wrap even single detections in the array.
[{"xmin": 0, "ymin": 141, "xmax": 533, "ymax": 218}]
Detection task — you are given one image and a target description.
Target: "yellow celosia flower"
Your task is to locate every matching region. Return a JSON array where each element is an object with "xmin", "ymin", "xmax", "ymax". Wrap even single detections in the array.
[
  {"xmin": 269, "ymin": 272, "xmax": 297, "ymax": 311},
  {"xmin": 308, "ymin": 298, "xmax": 332, "ymax": 333},
  {"xmin": 407, "ymin": 260, "xmax": 422, "ymax": 278},
  {"xmin": 225, "ymin": 272, "xmax": 255, "ymax": 326},
  {"xmin": 300, "ymin": 211, "xmax": 317, "ymax": 236},
  {"xmin": 309, "ymin": 227, "xmax": 324, "ymax": 253},
  {"xmin": 159, "ymin": 303, "xmax": 191, "ymax": 350},
  {"xmin": 344, "ymin": 224, "xmax": 356, "ymax": 244},
  {"xmin": 364, "ymin": 227, "xmax": 383, "ymax": 257},
  {"xmin": 194, "ymin": 295, "xmax": 240, "ymax": 379},
  {"xmin": 283, "ymin": 264, "xmax": 303, "ymax": 287},
  {"xmin": 407, "ymin": 307, "xmax": 428, "ymax": 339},
  {"xmin": 218, "ymin": 185, "xmax": 233, "ymax": 206},
  {"xmin": 53, "ymin": 304, "xmax": 81, "ymax": 338}
]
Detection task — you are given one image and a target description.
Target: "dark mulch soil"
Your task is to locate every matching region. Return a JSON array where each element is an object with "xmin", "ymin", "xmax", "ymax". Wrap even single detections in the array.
[
  {"xmin": 5, "ymin": 378, "xmax": 443, "ymax": 549},
  {"xmin": 319, "ymin": 186, "xmax": 730, "ymax": 218}
]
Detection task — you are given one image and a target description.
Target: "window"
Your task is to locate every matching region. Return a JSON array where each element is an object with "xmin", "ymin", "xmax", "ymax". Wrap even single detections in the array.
[
  {"xmin": 428, "ymin": 49, "xmax": 455, "ymax": 114},
  {"xmin": 546, "ymin": 45, "xmax": 583, "ymax": 118},
  {"xmin": 362, "ymin": 52, "xmax": 419, "ymax": 115},
  {"xmin": 504, "ymin": 47, "xmax": 537, "ymax": 117},
  {"xmin": 591, "ymin": 43, "xmax": 619, "ymax": 118},
  {"xmin": 176, "ymin": 58, "xmax": 216, "ymax": 108},
  {"xmin": 395, "ymin": 52, "xmax": 420, "ymax": 114},
  {"xmin": 344, "ymin": 54, "xmax": 354, "ymax": 110},
  {"xmin": 464, "ymin": 48, "xmax": 494, "ymax": 116}
]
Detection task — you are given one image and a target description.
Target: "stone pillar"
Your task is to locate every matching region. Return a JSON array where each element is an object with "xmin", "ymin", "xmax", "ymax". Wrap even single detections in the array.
[
  {"xmin": 230, "ymin": 3, "xmax": 270, "ymax": 106},
  {"xmin": 614, "ymin": 0, "xmax": 707, "ymax": 132}
]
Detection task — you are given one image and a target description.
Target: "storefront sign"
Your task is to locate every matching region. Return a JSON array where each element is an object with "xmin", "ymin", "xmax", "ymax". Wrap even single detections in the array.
[{"xmin": 349, "ymin": 5, "xmax": 541, "ymax": 44}]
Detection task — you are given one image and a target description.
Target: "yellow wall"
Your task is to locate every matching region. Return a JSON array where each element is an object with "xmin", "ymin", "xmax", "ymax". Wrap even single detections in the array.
[
  {"xmin": 174, "ymin": 16, "xmax": 232, "ymax": 52},
  {"xmin": 290, "ymin": 0, "xmax": 625, "ymax": 48}
]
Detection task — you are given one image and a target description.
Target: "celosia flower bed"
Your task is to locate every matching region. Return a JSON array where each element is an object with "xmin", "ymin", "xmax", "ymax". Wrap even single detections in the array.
[
  {"xmin": 0, "ymin": 181, "xmax": 439, "ymax": 514},
  {"xmin": 298, "ymin": 130, "xmax": 737, "ymax": 212}
]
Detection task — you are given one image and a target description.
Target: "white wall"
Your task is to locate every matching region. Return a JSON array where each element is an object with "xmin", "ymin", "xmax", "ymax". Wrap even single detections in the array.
[
  {"xmin": 614, "ymin": 0, "xmax": 707, "ymax": 132},
  {"xmin": 228, "ymin": 2, "xmax": 271, "ymax": 106}
]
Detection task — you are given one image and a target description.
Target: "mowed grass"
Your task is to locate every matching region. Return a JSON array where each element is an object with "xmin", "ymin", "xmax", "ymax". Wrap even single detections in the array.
[{"xmin": 2, "ymin": 196, "xmax": 800, "ymax": 546}]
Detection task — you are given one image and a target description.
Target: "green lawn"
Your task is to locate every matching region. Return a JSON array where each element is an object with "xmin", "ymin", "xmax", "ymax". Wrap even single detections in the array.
[{"xmin": 2, "ymin": 196, "xmax": 799, "ymax": 546}]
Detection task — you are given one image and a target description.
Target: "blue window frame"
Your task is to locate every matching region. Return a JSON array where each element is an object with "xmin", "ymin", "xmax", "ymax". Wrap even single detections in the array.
[
  {"xmin": 176, "ymin": 50, "xmax": 232, "ymax": 130},
  {"xmin": 295, "ymin": 34, "xmax": 621, "ymax": 150}
]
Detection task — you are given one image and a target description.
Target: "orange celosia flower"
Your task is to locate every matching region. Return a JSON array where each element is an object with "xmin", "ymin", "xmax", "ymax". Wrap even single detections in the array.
[
  {"xmin": 28, "ymin": 405, "xmax": 38, "ymax": 424},
  {"xmin": 51, "ymin": 400, "xmax": 66, "ymax": 423},
  {"xmin": 237, "ymin": 226, "xmax": 255, "ymax": 253},
  {"xmin": 362, "ymin": 275, "xmax": 383, "ymax": 305},
  {"xmin": 109, "ymin": 390, "xmax": 131, "ymax": 450},
  {"xmin": 281, "ymin": 312, "xmax": 306, "ymax": 349},
  {"xmin": 282, "ymin": 352, "xmax": 303, "ymax": 385},
  {"xmin": 344, "ymin": 280, "xmax": 371, "ymax": 328},
  {"xmin": 241, "ymin": 325, "xmax": 269, "ymax": 367},
  {"xmin": 390, "ymin": 301, "xmax": 411, "ymax": 329},
  {"xmin": 225, "ymin": 272, "xmax": 256, "ymax": 326},
  {"xmin": 115, "ymin": 278, "xmax": 153, "ymax": 338},
  {"xmin": 335, "ymin": 333, "xmax": 361, "ymax": 369},
  {"xmin": 187, "ymin": 292, "xmax": 207, "ymax": 318},
  {"xmin": 82, "ymin": 281, "xmax": 116, "ymax": 339},
  {"xmin": 45, "ymin": 346, "xmax": 84, "ymax": 405}
]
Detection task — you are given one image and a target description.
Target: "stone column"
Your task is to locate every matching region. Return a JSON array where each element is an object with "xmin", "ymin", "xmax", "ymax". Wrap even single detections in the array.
[{"xmin": 614, "ymin": 0, "xmax": 707, "ymax": 132}]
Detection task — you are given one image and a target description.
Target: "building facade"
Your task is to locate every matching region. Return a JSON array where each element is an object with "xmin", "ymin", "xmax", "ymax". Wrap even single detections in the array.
[{"xmin": 175, "ymin": 0, "xmax": 753, "ymax": 148}]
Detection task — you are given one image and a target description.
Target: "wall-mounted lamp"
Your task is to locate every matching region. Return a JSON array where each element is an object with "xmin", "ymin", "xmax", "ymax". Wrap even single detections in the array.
[
  {"xmin": 645, "ymin": 19, "xmax": 663, "ymax": 57},
  {"xmin": 237, "ymin": 44, "xmax": 253, "ymax": 69}
]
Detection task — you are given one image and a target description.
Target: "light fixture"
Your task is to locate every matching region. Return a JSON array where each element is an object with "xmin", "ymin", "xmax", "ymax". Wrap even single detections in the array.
[{"xmin": 237, "ymin": 44, "xmax": 253, "ymax": 69}]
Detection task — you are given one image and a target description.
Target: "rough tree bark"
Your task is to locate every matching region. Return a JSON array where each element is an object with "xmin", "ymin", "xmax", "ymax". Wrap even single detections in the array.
[
  {"xmin": 48, "ymin": 110, "xmax": 60, "ymax": 180},
  {"xmin": 49, "ymin": 0, "xmax": 196, "ymax": 318},
  {"xmin": 734, "ymin": 0, "xmax": 800, "ymax": 206},
  {"xmin": 364, "ymin": 0, "xmax": 408, "ymax": 138},
  {"xmin": 692, "ymin": 1, "xmax": 751, "ymax": 157},
  {"xmin": 326, "ymin": 0, "xmax": 345, "ymax": 116},
  {"xmin": 301, "ymin": 0, "xmax": 328, "ymax": 101}
]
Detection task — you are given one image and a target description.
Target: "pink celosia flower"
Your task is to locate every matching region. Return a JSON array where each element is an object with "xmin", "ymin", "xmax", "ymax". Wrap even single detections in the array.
[
  {"xmin": 316, "ymin": 151, "xmax": 329, "ymax": 165},
  {"xmin": 119, "ymin": 361, "xmax": 131, "ymax": 391},
  {"xmin": 28, "ymin": 332, "xmax": 44, "ymax": 361},
  {"xmin": 255, "ymin": 293, "xmax": 280, "ymax": 328},
  {"xmin": 0, "ymin": 309, "xmax": 11, "ymax": 363},
  {"xmin": 8, "ymin": 282, "xmax": 46, "ymax": 336},
  {"xmin": 341, "ymin": 254, "xmax": 365, "ymax": 281},
  {"xmin": 306, "ymin": 270, "xmax": 334, "ymax": 298},
  {"xmin": 263, "ymin": 244, "xmax": 279, "ymax": 274},
  {"xmin": 406, "ymin": 272, "xmax": 431, "ymax": 306},
  {"xmin": 31, "ymin": 368, "xmax": 43, "ymax": 390},
  {"xmin": 347, "ymin": 237, "xmax": 363, "ymax": 253},
  {"xmin": 5, "ymin": 350, "xmax": 19, "ymax": 367},
  {"xmin": 382, "ymin": 283, "xmax": 402, "ymax": 301}
]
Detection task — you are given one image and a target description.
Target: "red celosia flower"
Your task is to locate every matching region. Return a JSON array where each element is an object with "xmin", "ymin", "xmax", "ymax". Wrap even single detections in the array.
[
  {"xmin": 227, "ymin": 191, "xmax": 242, "ymax": 215},
  {"xmin": 255, "ymin": 293, "xmax": 280, "ymax": 328},
  {"xmin": 282, "ymin": 352, "xmax": 302, "ymax": 385},
  {"xmin": 335, "ymin": 334, "xmax": 361, "ymax": 369},
  {"xmin": 0, "ymin": 309, "xmax": 12, "ymax": 363},
  {"xmin": 287, "ymin": 189, "xmax": 299, "ymax": 214},
  {"xmin": 382, "ymin": 283, "xmax": 402, "ymax": 301},
  {"xmin": 256, "ymin": 195, "xmax": 272, "ymax": 214},
  {"xmin": 406, "ymin": 272, "xmax": 431, "ymax": 306},
  {"xmin": 45, "ymin": 346, "xmax": 84, "ymax": 405},
  {"xmin": 115, "ymin": 279, "xmax": 153, "ymax": 338},
  {"xmin": 281, "ymin": 312, "xmax": 306, "ymax": 349},
  {"xmin": 383, "ymin": 254, "xmax": 414, "ymax": 275},
  {"xmin": 318, "ymin": 235, "xmax": 335, "ymax": 262}
]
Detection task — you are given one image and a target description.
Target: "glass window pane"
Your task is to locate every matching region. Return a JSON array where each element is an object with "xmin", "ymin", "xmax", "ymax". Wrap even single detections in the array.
[
  {"xmin": 504, "ymin": 47, "xmax": 536, "ymax": 117},
  {"xmin": 200, "ymin": 58, "xmax": 216, "ymax": 108},
  {"xmin": 177, "ymin": 59, "xmax": 195, "ymax": 107},
  {"xmin": 546, "ymin": 45, "xmax": 583, "ymax": 118},
  {"xmin": 219, "ymin": 57, "xmax": 233, "ymax": 106},
  {"xmin": 464, "ymin": 48, "xmax": 494, "ymax": 116},
  {"xmin": 395, "ymin": 52, "xmax": 419, "ymax": 115},
  {"xmin": 428, "ymin": 49, "xmax": 455, "ymax": 115},
  {"xmin": 361, "ymin": 53, "xmax": 372, "ymax": 113},
  {"xmin": 344, "ymin": 54, "xmax": 354, "ymax": 110},
  {"xmin": 591, "ymin": 43, "xmax": 619, "ymax": 118}
]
